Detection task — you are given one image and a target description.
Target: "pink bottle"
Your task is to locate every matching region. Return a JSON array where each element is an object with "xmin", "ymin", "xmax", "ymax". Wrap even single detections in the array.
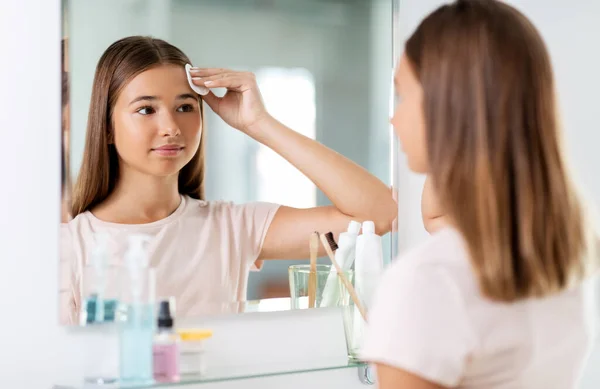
[{"xmin": 153, "ymin": 300, "xmax": 179, "ymax": 382}]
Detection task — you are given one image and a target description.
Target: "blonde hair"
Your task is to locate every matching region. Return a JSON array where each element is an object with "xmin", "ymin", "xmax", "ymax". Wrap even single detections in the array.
[{"xmin": 406, "ymin": 0, "xmax": 597, "ymax": 301}]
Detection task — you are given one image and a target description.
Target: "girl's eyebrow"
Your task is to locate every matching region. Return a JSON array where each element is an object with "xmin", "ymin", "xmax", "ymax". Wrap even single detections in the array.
[
  {"xmin": 176, "ymin": 93, "xmax": 197, "ymax": 101},
  {"xmin": 129, "ymin": 93, "xmax": 197, "ymax": 106},
  {"xmin": 129, "ymin": 95, "xmax": 157, "ymax": 106}
]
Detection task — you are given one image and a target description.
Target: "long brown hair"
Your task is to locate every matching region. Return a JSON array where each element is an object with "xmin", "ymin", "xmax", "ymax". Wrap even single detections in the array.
[
  {"xmin": 71, "ymin": 36, "xmax": 205, "ymax": 216},
  {"xmin": 406, "ymin": 0, "xmax": 596, "ymax": 301}
]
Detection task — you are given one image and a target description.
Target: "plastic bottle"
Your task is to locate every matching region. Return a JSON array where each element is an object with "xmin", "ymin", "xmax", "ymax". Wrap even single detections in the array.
[
  {"xmin": 351, "ymin": 221, "xmax": 383, "ymax": 352},
  {"xmin": 354, "ymin": 220, "xmax": 384, "ymax": 306}
]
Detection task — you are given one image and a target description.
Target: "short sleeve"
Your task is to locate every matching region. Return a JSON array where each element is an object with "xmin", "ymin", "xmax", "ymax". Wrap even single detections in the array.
[
  {"xmin": 359, "ymin": 262, "xmax": 475, "ymax": 387},
  {"xmin": 230, "ymin": 202, "xmax": 280, "ymax": 270}
]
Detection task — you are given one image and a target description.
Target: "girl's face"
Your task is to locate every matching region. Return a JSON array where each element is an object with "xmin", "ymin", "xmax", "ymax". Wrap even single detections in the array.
[
  {"xmin": 390, "ymin": 55, "xmax": 428, "ymax": 174},
  {"xmin": 111, "ymin": 64, "xmax": 202, "ymax": 179}
]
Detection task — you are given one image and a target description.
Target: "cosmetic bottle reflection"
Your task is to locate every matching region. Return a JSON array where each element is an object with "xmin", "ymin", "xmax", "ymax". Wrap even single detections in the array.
[
  {"xmin": 117, "ymin": 234, "xmax": 156, "ymax": 387},
  {"xmin": 153, "ymin": 299, "xmax": 180, "ymax": 383},
  {"xmin": 116, "ymin": 273, "xmax": 156, "ymax": 386}
]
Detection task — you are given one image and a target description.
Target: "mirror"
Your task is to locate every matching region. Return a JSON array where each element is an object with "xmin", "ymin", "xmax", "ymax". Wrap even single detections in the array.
[{"xmin": 60, "ymin": 0, "xmax": 394, "ymax": 326}]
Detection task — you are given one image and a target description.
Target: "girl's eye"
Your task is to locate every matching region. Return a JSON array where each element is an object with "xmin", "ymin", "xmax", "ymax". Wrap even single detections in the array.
[
  {"xmin": 177, "ymin": 104, "xmax": 195, "ymax": 113},
  {"xmin": 137, "ymin": 106, "xmax": 155, "ymax": 115}
]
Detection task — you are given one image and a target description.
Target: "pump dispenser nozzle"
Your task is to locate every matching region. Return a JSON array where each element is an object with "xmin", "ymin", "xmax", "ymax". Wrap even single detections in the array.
[{"xmin": 158, "ymin": 299, "xmax": 174, "ymax": 329}]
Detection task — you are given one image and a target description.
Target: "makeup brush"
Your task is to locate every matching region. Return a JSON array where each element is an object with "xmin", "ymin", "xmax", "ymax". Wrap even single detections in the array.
[
  {"xmin": 308, "ymin": 231, "xmax": 319, "ymax": 308},
  {"xmin": 319, "ymin": 232, "xmax": 367, "ymax": 321}
]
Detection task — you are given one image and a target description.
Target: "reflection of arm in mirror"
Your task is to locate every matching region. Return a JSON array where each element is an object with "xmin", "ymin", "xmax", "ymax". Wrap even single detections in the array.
[{"xmin": 192, "ymin": 68, "xmax": 398, "ymax": 260}]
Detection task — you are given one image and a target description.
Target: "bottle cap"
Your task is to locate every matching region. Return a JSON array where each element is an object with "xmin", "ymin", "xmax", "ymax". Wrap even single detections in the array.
[
  {"xmin": 347, "ymin": 220, "xmax": 361, "ymax": 234},
  {"xmin": 157, "ymin": 299, "xmax": 174, "ymax": 329},
  {"xmin": 178, "ymin": 329, "xmax": 213, "ymax": 341},
  {"xmin": 362, "ymin": 221, "xmax": 375, "ymax": 234}
]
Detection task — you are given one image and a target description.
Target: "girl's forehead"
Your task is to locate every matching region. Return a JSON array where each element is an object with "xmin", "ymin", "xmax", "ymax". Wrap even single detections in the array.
[{"xmin": 119, "ymin": 64, "xmax": 193, "ymax": 99}]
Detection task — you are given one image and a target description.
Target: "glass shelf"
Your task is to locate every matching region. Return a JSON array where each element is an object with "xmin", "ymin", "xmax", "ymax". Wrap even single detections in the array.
[
  {"xmin": 57, "ymin": 360, "xmax": 366, "ymax": 388},
  {"xmin": 72, "ymin": 297, "xmax": 340, "ymax": 328}
]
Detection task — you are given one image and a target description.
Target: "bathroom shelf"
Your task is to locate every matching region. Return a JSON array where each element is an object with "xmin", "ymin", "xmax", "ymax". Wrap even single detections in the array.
[{"xmin": 56, "ymin": 360, "xmax": 367, "ymax": 388}]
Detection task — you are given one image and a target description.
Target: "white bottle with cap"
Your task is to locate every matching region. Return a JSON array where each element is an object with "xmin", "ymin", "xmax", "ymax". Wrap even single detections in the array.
[
  {"xmin": 351, "ymin": 221, "xmax": 384, "ymax": 351},
  {"xmin": 354, "ymin": 220, "xmax": 383, "ymax": 307}
]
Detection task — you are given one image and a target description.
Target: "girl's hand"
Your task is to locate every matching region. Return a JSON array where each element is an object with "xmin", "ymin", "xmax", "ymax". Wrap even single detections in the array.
[{"xmin": 189, "ymin": 68, "xmax": 270, "ymax": 135}]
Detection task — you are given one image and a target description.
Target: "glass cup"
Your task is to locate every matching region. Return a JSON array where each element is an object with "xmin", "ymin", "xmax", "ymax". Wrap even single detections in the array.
[
  {"xmin": 339, "ymin": 270, "xmax": 382, "ymax": 361},
  {"xmin": 288, "ymin": 264, "xmax": 354, "ymax": 309}
]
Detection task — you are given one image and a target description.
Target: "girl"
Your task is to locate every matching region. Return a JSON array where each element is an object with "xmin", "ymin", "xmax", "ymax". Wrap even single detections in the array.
[
  {"xmin": 60, "ymin": 36, "xmax": 397, "ymax": 324},
  {"xmin": 361, "ymin": 1, "xmax": 598, "ymax": 388}
]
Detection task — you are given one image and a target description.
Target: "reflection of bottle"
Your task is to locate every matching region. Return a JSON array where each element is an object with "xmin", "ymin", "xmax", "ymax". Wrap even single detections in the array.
[
  {"xmin": 352, "ymin": 221, "xmax": 383, "ymax": 352},
  {"xmin": 355, "ymin": 221, "xmax": 384, "ymax": 306},
  {"xmin": 153, "ymin": 299, "xmax": 180, "ymax": 383},
  {"xmin": 81, "ymin": 232, "xmax": 112, "ymax": 325},
  {"xmin": 118, "ymin": 234, "xmax": 155, "ymax": 386}
]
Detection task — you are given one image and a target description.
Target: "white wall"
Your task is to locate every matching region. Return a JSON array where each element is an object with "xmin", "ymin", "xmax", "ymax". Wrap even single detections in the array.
[{"xmin": 0, "ymin": 0, "xmax": 63, "ymax": 386}]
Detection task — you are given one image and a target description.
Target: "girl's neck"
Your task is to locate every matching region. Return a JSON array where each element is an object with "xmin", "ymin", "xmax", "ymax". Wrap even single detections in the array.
[{"xmin": 91, "ymin": 171, "xmax": 182, "ymax": 224}]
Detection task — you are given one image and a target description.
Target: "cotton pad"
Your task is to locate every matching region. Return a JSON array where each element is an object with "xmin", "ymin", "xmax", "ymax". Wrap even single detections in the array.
[{"xmin": 185, "ymin": 64, "xmax": 209, "ymax": 96}]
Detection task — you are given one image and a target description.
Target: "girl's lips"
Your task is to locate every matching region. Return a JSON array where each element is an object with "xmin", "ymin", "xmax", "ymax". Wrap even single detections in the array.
[{"xmin": 152, "ymin": 146, "xmax": 184, "ymax": 156}]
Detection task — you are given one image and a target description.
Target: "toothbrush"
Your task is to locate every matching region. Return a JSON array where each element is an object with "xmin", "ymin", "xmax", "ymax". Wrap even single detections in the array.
[
  {"xmin": 320, "ymin": 233, "xmax": 367, "ymax": 320},
  {"xmin": 321, "ymin": 221, "xmax": 361, "ymax": 307},
  {"xmin": 308, "ymin": 232, "xmax": 319, "ymax": 308}
]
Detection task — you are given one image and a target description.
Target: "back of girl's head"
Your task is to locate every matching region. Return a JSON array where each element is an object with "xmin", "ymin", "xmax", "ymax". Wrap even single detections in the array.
[
  {"xmin": 406, "ymin": 0, "xmax": 596, "ymax": 301},
  {"xmin": 71, "ymin": 36, "xmax": 205, "ymax": 216}
]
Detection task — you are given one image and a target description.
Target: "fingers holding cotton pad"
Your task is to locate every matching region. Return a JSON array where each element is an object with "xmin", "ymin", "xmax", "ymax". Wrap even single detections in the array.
[{"xmin": 185, "ymin": 64, "xmax": 209, "ymax": 96}]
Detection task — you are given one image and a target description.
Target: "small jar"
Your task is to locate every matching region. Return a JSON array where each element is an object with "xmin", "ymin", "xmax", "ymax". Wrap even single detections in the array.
[{"xmin": 177, "ymin": 329, "xmax": 213, "ymax": 376}]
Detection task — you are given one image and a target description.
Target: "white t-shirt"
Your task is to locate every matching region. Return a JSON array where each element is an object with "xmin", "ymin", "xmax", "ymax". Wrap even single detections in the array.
[
  {"xmin": 60, "ymin": 195, "xmax": 280, "ymax": 324},
  {"xmin": 360, "ymin": 227, "xmax": 598, "ymax": 388}
]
